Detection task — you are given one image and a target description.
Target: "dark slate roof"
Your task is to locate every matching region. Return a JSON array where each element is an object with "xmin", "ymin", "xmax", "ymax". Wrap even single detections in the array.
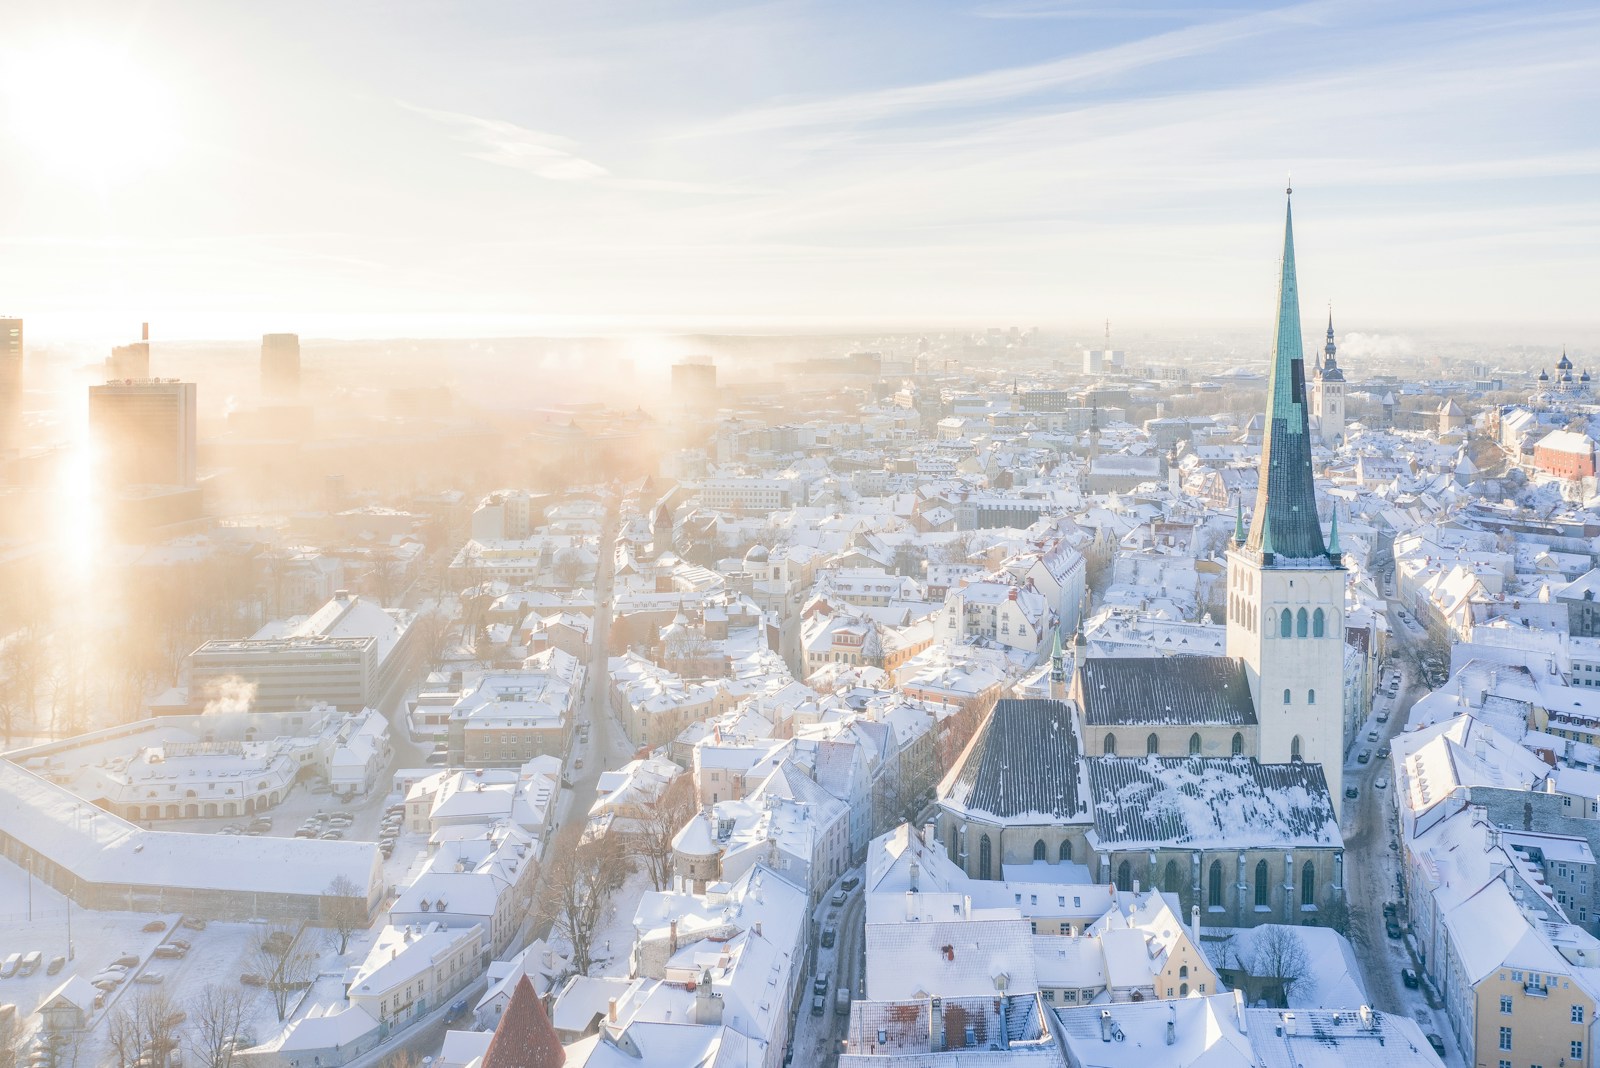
[
  {"xmin": 1077, "ymin": 656, "xmax": 1257, "ymax": 727},
  {"xmin": 944, "ymin": 699, "xmax": 1088, "ymax": 823},
  {"xmin": 1086, "ymin": 757, "xmax": 1340, "ymax": 849}
]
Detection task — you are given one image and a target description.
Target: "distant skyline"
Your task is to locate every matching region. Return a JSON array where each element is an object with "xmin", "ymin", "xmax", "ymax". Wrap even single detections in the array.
[{"xmin": 1, "ymin": 0, "xmax": 1597, "ymax": 343}]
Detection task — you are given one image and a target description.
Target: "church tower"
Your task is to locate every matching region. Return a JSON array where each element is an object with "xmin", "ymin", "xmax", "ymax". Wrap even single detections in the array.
[
  {"xmin": 1309, "ymin": 308, "xmax": 1345, "ymax": 446},
  {"xmin": 1226, "ymin": 188, "xmax": 1346, "ymax": 800}
]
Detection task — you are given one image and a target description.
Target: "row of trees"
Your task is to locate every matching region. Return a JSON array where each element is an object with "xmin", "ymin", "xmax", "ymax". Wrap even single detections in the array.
[{"xmin": 101, "ymin": 984, "xmax": 248, "ymax": 1068}]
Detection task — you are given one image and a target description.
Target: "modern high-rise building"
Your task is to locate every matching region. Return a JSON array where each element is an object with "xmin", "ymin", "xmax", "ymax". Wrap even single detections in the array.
[
  {"xmin": 261, "ymin": 332, "xmax": 301, "ymax": 399},
  {"xmin": 1226, "ymin": 188, "xmax": 1346, "ymax": 801},
  {"xmin": 106, "ymin": 323, "xmax": 152, "ymax": 380},
  {"xmin": 87, "ymin": 378, "xmax": 198, "ymax": 487},
  {"xmin": 0, "ymin": 317, "xmax": 20, "ymax": 448},
  {"xmin": 670, "ymin": 359, "xmax": 717, "ymax": 413}
]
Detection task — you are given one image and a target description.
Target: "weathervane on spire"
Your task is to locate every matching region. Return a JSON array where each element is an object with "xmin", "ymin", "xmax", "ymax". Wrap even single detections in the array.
[{"xmin": 1286, "ymin": 172, "xmax": 1292, "ymax": 196}]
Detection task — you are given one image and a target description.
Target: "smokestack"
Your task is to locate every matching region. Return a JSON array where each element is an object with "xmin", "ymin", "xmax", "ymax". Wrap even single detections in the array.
[
  {"xmin": 669, "ymin": 919, "xmax": 678, "ymax": 955},
  {"xmin": 1191, "ymin": 904, "xmax": 1200, "ymax": 945},
  {"xmin": 910, "ymin": 861, "xmax": 920, "ymax": 892},
  {"xmin": 608, "ymin": 997, "xmax": 618, "ymax": 1023},
  {"xmin": 1358, "ymin": 1005, "xmax": 1374, "ymax": 1031},
  {"xmin": 1166, "ymin": 1004, "xmax": 1176, "ymax": 1046},
  {"xmin": 1284, "ymin": 1012, "xmax": 1297, "ymax": 1035},
  {"xmin": 1100, "ymin": 1010, "xmax": 1113, "ymax": 1043},
  {"xmin": 141, "ymin": 322, "xmax": 149, "ymax": 341},
  {"xmin": 1233, "ymin": 989, "xmax": 1248, "ymax": 1033}
]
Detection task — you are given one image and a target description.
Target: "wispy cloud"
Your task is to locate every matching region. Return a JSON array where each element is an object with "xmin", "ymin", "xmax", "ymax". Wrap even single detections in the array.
[
  {"xmin": 684, "ymin": 0, "xmax": 1339, "ymax": 138},
  {"xmin": 404, "ymin": 103, "xmax": 753, "ymax": 195}
]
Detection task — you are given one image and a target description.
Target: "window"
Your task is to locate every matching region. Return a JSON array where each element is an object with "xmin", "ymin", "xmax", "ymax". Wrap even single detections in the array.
[
  {"xmin": 1313, "ymin": 607, "xmax": 1326, "ymax": 637},
  {"xmin": 1500, "ymin": 1026, "xmax": 1512, "ymax": 1051},
  {"xmin": 1117, "ymin": 860, "xmax": 1132, "ymax": 892},
  {"xmin": 1147, "ymin": 733, "xmax": 1159, "ymax": 755},
  {"xmin": 1163, "ymin": 859, "xmax": 1181, "ymax": 894},
  {"xmin": 1291, "ymin": 736, "xmax": 1302, "ymax": 761},
  {"xmin": 1189, "ymin": 733, "xmax": 1202, "ymax": 755},
  {"xmin": 1280, "ymin": 611, "xmax": 1292, "ymax": 638},
  {"xmin": 1573, "ymin": 1005, "xmax": 1586, "ymax": 1023},
  {"xmin": 1254, "ymin": 859, "xmax": 1270, "ymax": 908},
  {"xmin": 1034, "ymin": 839, "xmax": 1047, "ymax": 862},
  {"xmin": 1059, "ymin": 840, "xmax": 1072, "ymax": 862},
  {"xmin": 1501, "ymin": 996, "xmax": 1513, "ymax": 1014},
  {"xmin": 1301, "ymin": 861, "xmax": 1315, "ymax": 907},
  {"xmin": 979, "ymin": 836, "xmax": 992, "ymax": 880},
  {"xmin": 1307, "ymin": 689, "xmax": 1315, "ymax": 705},
  {"xmin": 1574, "ymin": 1040, "xmax": 1585, "ymax": 1059},
  {"xmin": 1297, "ymin": 608, "xmax": 1309, "ymax": 637},
  {"xmin": 1104, "ymin": 734, "xmax": 1117, "ymax": 756},
  {"xmin": 1179, "ymin": 982, "xmax": 1189, "ymax": 996},
  {"xmin": 1208, "ymin": 860, "xmax": 1223, "ymax": 908},
  {"xmin": 1179, "ymin": 965, "xmax": 1188, "ymax": 978},
  {"xmin": 1283, "ymin": 688, "xmax": 1292, "ymax": 705},
  {"xmin": 1232, "ymin": 732, "xmax": 1244, "ymax": 756}
]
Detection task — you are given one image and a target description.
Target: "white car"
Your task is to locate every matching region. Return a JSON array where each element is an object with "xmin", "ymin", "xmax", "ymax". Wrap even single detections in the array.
[{"xmin": 1375, "ymin": 777, "xmax": 1389, "ymax": 790}]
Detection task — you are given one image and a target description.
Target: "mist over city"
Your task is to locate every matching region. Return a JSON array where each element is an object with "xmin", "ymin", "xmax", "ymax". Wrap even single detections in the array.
[{"xmin": 1, "ymin": 3, "xmax": 1597, "ymax": 1068}]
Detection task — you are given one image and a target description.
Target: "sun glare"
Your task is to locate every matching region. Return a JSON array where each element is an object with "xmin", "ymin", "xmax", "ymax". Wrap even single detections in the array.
[{"xmin": 2, "ymin": 38, "xmax": 179, "ymax": 188}]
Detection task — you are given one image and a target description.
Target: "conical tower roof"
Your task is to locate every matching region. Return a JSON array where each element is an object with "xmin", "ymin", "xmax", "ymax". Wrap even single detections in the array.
[
  {"xmin": 482, "ymin": 976, "xmax": 565, "ymax": 1068},
  {"xmin": 1246, "ymin": 189, "xmax": 1329, "ymax": 562}
]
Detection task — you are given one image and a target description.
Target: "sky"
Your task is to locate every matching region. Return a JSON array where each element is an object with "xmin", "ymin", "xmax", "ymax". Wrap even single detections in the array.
[{"xmin": 0, "ymin": 0, "xmax": 1596, "ymax": 343}]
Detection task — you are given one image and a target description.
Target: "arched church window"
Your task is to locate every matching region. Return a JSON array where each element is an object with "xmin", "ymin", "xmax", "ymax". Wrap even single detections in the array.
[
  {"xmin": 1163, "ymin": 859, "xmax": 1181, "ymax": 893},
  {"xmin": 1231, "ymin": 732, "xmax": 1244, "ymax": 756},
  {"xmin": 1280, "ymin": 611, "xmax": 1292, "ymax": 638},
  {"xmin": 1313, "ymin": 607, "xmax": 1326, "ymax": 637},
  {"xmin": 1307, "ymin": 689, "xmax": 1315, "ymax": 705},
  {"xmin": 1290, "ymin": 736, "xmax": 1302, "ymax": 760},
  {"xmin": 1189, "ymin": 733, "xmax": 1202, "ymax": 755},
  {"xmin": 1104, "ymin": 734, "xmax": 1117, "ymax": 756},
  {"xmin": 1146, "ymin": 733, "xmax": 1159, "ymax": 755},
  {"xmin": 1208, "ymin": 861, "xmax": 1223, "ymax": 908},
  {"xmin": 1254, "ymin": 859, "xmax": 1270, "ymax": 908},
  {"xmin": 979, "ymin": 835, "xmax": 992, "ymax": 880},
  {"xmin": 1296, "ymin": 608, "xmax": 1309, "ymax": 637},
  {"xmin": 1283, "ymin": 688, "xmax": 1292, "ymax": 705},
  {"xmin": 1059, "ymin": 840, "xmax": 1073, "ymax": 862},
  {"xmin": 1116, "ymin": 860, "xmax": 1132, "ymax": 892},
  {"xmin": 1301, "ymin": 861, "xmax": 1316, "ymax": 907},
  {"xmin": 1033, "ymin": 839, "xmax": 1047, "ymax": 862}
]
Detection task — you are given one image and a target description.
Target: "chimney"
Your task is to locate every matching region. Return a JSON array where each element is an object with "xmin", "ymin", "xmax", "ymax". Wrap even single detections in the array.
[
  {"xmin": 1100, "ymin": 1009, "xmax": 1114, "ymax": 1042},
  {"xmin": 1190, "ymin": 904, "xmax": 1200, "ymax": 945},
  {"xmin": 910, "ymin": 861, "xmax": 920, "ymax": 892},
  {"xmin": 608, "ymin": 997, "xmax": 618, "ymax": 1023},
  {"xmin": 1283, "ymin": 1012, "xmax": 1297, "ymax": 1035},
  {"xmin": 924, "ymin": 820, "xmax": 937, "ymax": 846},
  {"xmin": 1132, "ymin": 879, "xmax": 1140, "ymax": 894},
  {"xmin": 1233, "ymin": 989, "xmax": 1248, "ymax": 1033},
  {"xmin": 1358, "ymin": 1004, "xmax": 1374, "ymax": 1031},
  {"xmin": 1166, "ymin": 1004, "xmax": 1176, "ymax": 1046},
  {"xmin": 141, "ymin": 322, "xmax": 149, "ymax": 341},
  {"xmin": 753, "ymin": 921, "xmax": 762, "ymax": 938},
  {"xmin": 669, "ymin": 919, "xmax": 678, "ymax": 955}
]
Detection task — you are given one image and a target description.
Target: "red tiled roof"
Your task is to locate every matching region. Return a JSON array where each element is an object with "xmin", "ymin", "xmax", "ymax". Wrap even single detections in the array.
[{"xmin": 482, "ymin": 976, "xmax": 565, "ymax": 1068}]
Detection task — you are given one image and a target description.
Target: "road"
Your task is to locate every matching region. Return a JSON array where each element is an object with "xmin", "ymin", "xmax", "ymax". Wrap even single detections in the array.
[
  {"xmin": 785, "ymin": 875, "xmax": 866, "ymax": 1067},
  {"xmin": 1339, "ymin": 643, "xmax": 1416, "ymax": 1017}
]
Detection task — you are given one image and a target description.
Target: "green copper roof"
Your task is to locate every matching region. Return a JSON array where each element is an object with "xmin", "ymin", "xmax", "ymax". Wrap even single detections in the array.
[{"xmin": 1247, "ymin": 191, "xmax": 1330, "ymax": 563}]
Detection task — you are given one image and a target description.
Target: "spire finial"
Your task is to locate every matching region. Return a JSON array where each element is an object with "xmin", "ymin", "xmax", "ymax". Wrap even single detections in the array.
[
  {"xmin": 1286, "ymin": 172, "xmax": 1292, "ymax": 196},
  {"xmin": 1234, "ymin": 495, "xmax": 1245, "ymax": 544},
  {"xmin": 1328, "ymin": 507, "xmax": 1341, "ymax": 557}
]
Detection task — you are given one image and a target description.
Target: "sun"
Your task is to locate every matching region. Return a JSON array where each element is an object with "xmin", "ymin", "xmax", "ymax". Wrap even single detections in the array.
[{"xmin": 2, "ymin": 38, "xmax": 179, "ymax": 189}]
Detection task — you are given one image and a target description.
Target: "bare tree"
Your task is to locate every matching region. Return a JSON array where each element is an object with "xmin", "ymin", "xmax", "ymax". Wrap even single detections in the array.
[
  {"xmin": 1251, "ymin": 925, "xmax": 1310, "ymax": 1008},
  {"xmin": 934, "ymin": 691, "xmax": 998, "ymax": 778},
  {"xmin": 105, "ymin": 988, "xmax": 181, "ymax": 1068},
  {"xmin": 632, "ymin": 772, "xmax": 696, "ymax": 891},
  {"xmin": 187, "ymin": 984, "xmax": 248, "ymax": 1068},
  {"xmin": 250, "ymin": 925, "xmax": 319, "ymax": 1022},
  {"xmin": 538, "ymin": 830, "xmax": 631, "ymax": 976},
  {"xmin": 323, "ymin": 874, "xmax": 367, "ymax": 955}
]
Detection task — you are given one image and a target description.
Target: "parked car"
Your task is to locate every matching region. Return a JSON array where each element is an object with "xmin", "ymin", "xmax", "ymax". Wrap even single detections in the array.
[
  {"xmin": 134, "ymin": 972, "xmax": 164, "ymax": 985},
  {"xmin": 813, "ymin": 976, "xmax": 828, "ymax": 996},
  {"xmin": 113, "ymin": 954, "xmax": 140, "ymax": 968},
  {"xmin": 1401, "ymin": 967, "xmax": 1419, "ymax": 989},
  {"xmin": 19, "ymin": 951, "xmax": 42, "ymax": 975},
  {"xmin": 319, "ymin": 830, "xmax": 344, "ymax": 840},
  {"xmin": 1376, "ymin": 710, "xmax": 1390, "ymax": 723},
  {"xmin": 292, "ymin": 828, "xmax": 317, "ymax": 839},
  {"xmin": 46, "ymin": 956, "xmax": 65, "ymax": 976},
  {"xmin": 142, "ymin": 920, "xmax": 167, "ymax": 933},
  {"xmin": 1344, "ymin": 786, "xmax": 1359, "ymax": 800},
  {"xmin": 1357, "ymin": 751, "xmax": 1371, "ymax": 765},
  {"xmin": 1426, "ymin": 1034, "xmax": 1446, "ymax": 1057},
  {"xmin": 821, "ymin": 926, "xmax": 837, "ymax": 949},
  {"xmin": 1366, "ymin": 730, "xmax": 1378, "ymax": 743},
  {"xmin": 166, "ymin": 939, "xmax": 191, "ymax": 952},
  {"xmin": 330, "ymin": 810, "xmax": 355, "ymax": 821},
  {"xmin": 811, "ymin": 995, "xmax": 825, "ymax": 1016},
  {"xmin": 239, "ymin": 973, "xmax": 265, "ymax": 987},
  {"xmin": 1385, "ymin": 918, "xmax": 1402, "ymax": 939},
  {"xmin": 1375, "ymin": 777, "xmax": 1389, "ymax": 790},
  {"xmin": 0, "ymin": 954, "xmax": 21, "ymax": 977},
  {"xmin": 152, "ymin": 945, "xmax": 186, "ymax": 960},
  {"xmin": 841, "ymin": 877, "xmax": 860, "ymax": 892},
  {"xmin": 830, "ymin": 889, "xmax": 847, "ymax": 907},
  {"xmin": 1378, "ymin": 745, "xmax": 1390, "ymax": 758}
]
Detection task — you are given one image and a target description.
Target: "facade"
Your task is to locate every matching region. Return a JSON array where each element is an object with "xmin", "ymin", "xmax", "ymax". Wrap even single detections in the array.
[
  {"xmin": 87, "ymin": 378, "xmax": 198, "ymax": 487},
  {"xmin": 346, "ymin": 922, "xmax": 485, "ymax": 1036},
  {"xmin": 1533, "ymin": 430, "xmax": 1596, "ymax": 481},
  {"xmin": 0, "ymin": 316, "xmax": 19, "ymax": 448},
  {"xmin": 261, "ymin": 332, "xmax": 301, "ymax": 399}
]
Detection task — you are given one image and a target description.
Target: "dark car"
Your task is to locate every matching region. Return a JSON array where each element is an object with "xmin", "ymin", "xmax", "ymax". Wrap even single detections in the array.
[
  {"xmin": 1401, "ymin": 967, "xmax": 1419, "ymax": 989},
  {"xmin": 1386, "ymin": 918, "xmax": 1403, "ymax": 940},
  {"xmin": 1357, "ymin": 750, "xmax": 1371, "ymax": 765},
  {"xmin": 840, "ymin": 877, "xmax": 860, "ymax": 892},
  {"xmin": 1344, "ymin": 786, "xmax": 1359, "ymax": 800},
  {"xmin": 813, "ymin": 976, "xmax": 828, "ymax": 996},
  {"xmin": 821, "ymin": 926, "xmax": 837, "ymax": 949},
  {"xmin": 1426, "ymin": 1033, "xmax": 1446, "ymax": 1057}
]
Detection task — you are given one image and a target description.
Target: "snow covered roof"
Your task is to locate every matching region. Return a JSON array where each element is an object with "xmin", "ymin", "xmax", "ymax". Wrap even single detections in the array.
[
  {"xmin": 1086, "ymin": 757, "xmax": 1340, "ymax": 850},
  {"xmin": 1077, "ymin": 656, "xmax": 1256, "ymax": 727},
  {"xmin": 941, "ymin": 699, "xmax": 1089, "ymax": 824}
]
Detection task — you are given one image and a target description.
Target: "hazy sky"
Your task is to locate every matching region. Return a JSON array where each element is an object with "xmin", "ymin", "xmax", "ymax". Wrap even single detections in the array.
[{"xmin": 1, "ymin": 0, "xmax": 1596, "ymax": 342}]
